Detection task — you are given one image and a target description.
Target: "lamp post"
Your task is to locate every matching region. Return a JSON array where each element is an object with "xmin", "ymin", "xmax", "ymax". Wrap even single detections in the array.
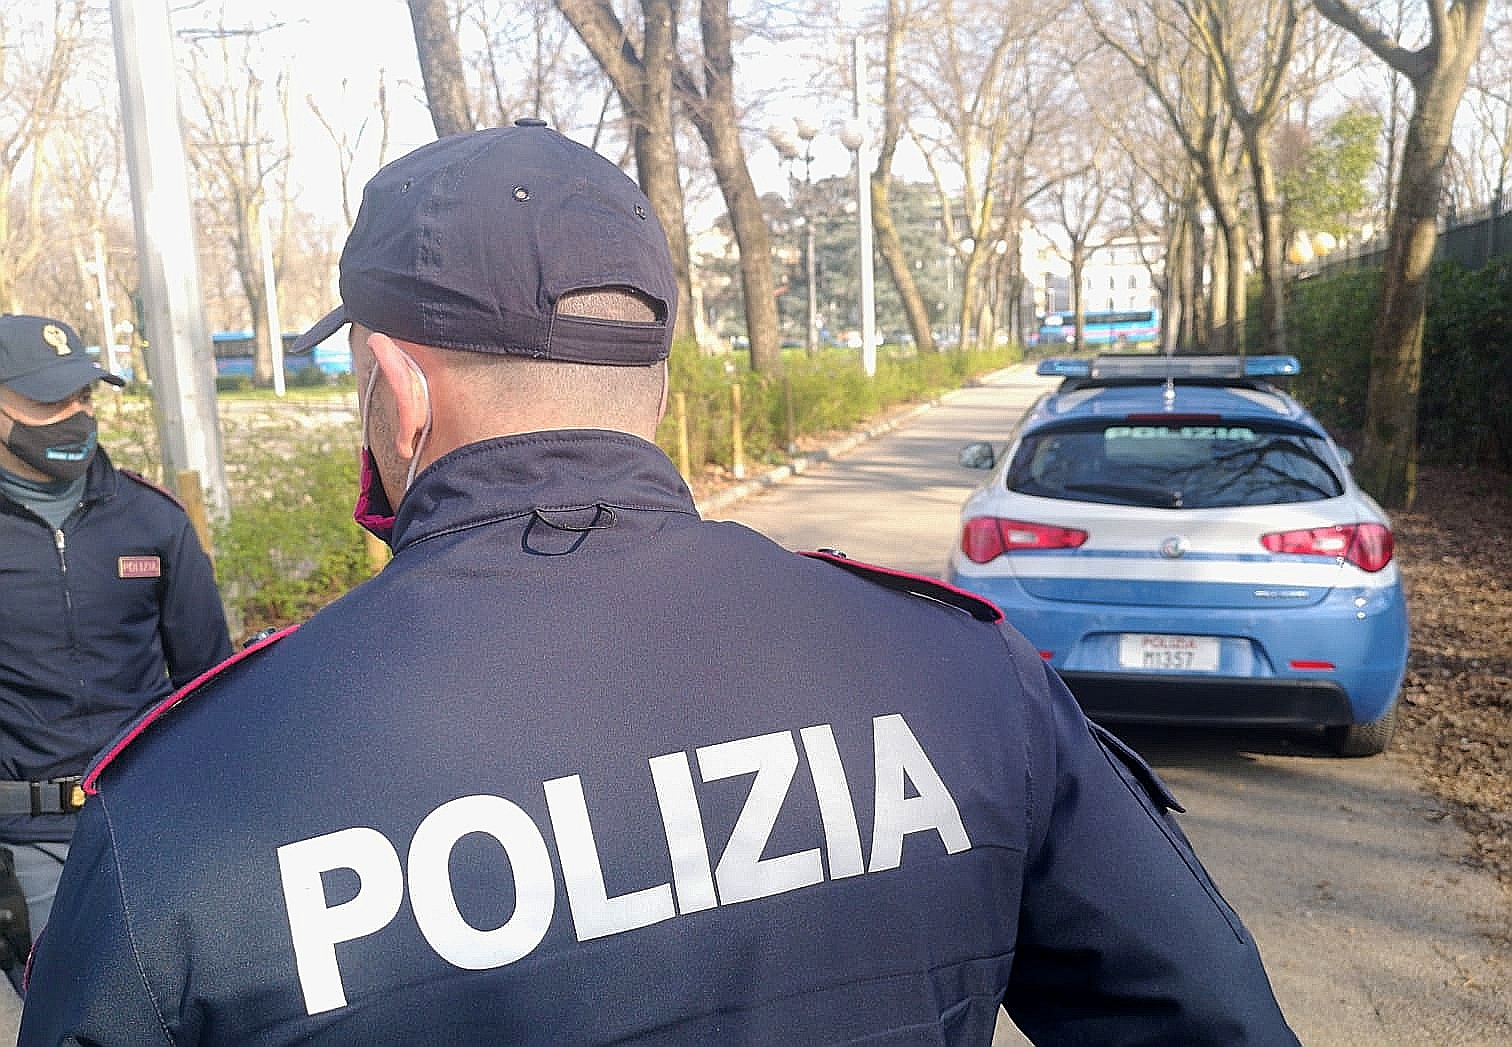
[
  {"xmin": 840, "ymin": 37, "xmax": 877, "ymax": 377},
  {"xmin": 766, "ymin": 120, "xmax": 821, "ymax": 355}
]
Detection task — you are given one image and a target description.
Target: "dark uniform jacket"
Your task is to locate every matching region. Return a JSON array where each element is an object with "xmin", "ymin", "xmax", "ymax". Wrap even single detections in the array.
[
  {"xmin": 0, "ymin": 448, "xmax": 232, "ymax": 843},
  {"xmin": 21, "ymin": 432, "xmax": 1299, "ymax": 1045}
]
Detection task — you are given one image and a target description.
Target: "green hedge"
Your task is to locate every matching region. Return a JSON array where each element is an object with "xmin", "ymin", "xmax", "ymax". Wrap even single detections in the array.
[
  {"xmin": 1283, "ymin": 258, "xmax": 1512, "ymax": 468},
  {"xmin": 656, "ymin": 342, "xmax": 1021, "ymax": 470}
]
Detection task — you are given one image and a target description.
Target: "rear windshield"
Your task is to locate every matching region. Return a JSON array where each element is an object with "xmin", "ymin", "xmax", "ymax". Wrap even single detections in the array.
[{"xmin": 1005, "ymin": 422, "xmax": 1346, "ymax": 508}]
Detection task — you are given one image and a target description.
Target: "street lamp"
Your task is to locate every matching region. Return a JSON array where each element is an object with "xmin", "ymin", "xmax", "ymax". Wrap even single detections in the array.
[
  {"xmin": 766, "ymin": 120, "xmax": 821, "ymax": 355},
  {"xmin": 840, "ymin": 37, "xmax": 877, "ymax": 376}
]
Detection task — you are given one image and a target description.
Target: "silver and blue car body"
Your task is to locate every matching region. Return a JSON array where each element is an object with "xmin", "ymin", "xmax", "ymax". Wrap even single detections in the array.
[{"xmin": 946, "ymin": 355, "xmax": 1410, "ymax": 755}]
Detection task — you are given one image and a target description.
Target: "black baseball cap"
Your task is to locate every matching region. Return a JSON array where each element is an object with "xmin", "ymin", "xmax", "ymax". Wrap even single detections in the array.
[
  {"xmin": 0, "ymin": 314, "xmax": 126, "ymax": 402},
  {"xmin": 292, "ymin": 119, "xmax": 677, "ymax": 365}
]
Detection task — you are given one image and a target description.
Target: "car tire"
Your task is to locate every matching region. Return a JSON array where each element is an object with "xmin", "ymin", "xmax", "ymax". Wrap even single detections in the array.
[{"xmin": 1326, "ymin": 700, "xmax": 1399, "ymax": 757}]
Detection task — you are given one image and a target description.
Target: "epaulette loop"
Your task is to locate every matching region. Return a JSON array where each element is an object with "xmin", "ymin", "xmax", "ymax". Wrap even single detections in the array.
[{"xmin": 799, "ymin": 549, "xmax": 1004, "ymax": 623}]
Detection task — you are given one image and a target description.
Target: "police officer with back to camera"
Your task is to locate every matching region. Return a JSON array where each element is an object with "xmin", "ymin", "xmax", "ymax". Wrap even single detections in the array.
[
  {"xmin": 0, "ymin": 314, "xmax": 232, "ymax": 989},
  {"xmin": 21, "ymin": 122, "xmax": 1300, "ymax": 1045}
]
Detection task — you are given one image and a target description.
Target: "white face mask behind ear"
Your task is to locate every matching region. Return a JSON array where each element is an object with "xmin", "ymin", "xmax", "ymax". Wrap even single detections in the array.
[{"xmin": 355, "ymin": 347, "xmax": 434, "ymax": 545}]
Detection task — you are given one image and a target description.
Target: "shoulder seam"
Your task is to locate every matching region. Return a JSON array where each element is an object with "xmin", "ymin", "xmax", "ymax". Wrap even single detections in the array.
[
  {"xmin": 119, "ymin": 469, "xmax": 186, "ymax": 510},
  {"xmin": 83, "ymin": 625, "xmax": 299, "ymax": 794},
  {"xmin": 799, "ymin": 549, "xmax": 1004, "ymax": 623}
]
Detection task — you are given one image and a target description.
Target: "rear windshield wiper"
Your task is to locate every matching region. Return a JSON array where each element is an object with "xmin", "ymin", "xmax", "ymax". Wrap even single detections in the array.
[{"xmin": 1060, "ymin": 481, "xmax": 1184, "ymax": 507}]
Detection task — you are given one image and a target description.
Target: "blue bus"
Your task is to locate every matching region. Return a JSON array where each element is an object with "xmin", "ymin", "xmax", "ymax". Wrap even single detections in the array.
[
  {"xmin": 212, "ymin": 330, "xmax": 352, "ymax": 377},
  {"xmin": 1034, "ymin": 308, "xmax": 1160, "ymax": 349}
]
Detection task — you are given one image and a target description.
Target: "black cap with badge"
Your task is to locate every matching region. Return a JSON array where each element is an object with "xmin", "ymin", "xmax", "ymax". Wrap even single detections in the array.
[
  {"xmin": 0, "ymin": 315, "xmax": 126, "ymax": 402},
  {"xmin": 290, "ymin": 118, "xmax": 677, "ymax": 365}
]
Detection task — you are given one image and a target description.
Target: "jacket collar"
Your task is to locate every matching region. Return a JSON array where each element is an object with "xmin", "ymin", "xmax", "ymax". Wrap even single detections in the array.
[{"xmin": 389, "ymin": 429, "xmax": 698, "ymax": 551}]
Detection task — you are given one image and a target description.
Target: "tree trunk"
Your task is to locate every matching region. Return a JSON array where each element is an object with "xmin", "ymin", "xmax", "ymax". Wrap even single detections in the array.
[
  {"xmin": 871, "ymin": 174, "xmax": 936, "ymax": 354},
  {"xmin": 872, "ymin": 0, "xmax": 936, "ymax": 354},
  {"xmin": 1314, "ymin": 0, "xmax": 1491, "ymax": 508},
  {"xmin": 675, "ymin": 0, "xmax": 781, "ymax": 374},
  {"xmin": 959, "ymin": 248, "xmax": 981, "ymax": 351},
  {"xmin": 406, "ymin": 0, "xmax": 472, "ymax": 137},
  {"xmin": 635, "ymin": 1, "xmax": 692, "ymax": 343},
  {"xmin": 1201, "ymin": 164, "xmax": 1246, "ymax": 354},
  {"xmin": 1181, "ymin": 192, "xmax": 1209, "ymax": 349},
  {"xmin": 1207, "ymin": 219, "xmax": 1229, "ymax": 350},
  {"xmin": 1358, "ymin": 82, "xmax": 1459, "ymax": 507},
  {"xmin": 556, "ymin": 0, "xmax": 693, "ymax": 344},
  {"xmin": 1070, "ymin": 243, "xmax": 1086, "ymax": 349},
  {"xmin": 1248, "ymin": 133, "xmax": 1288, "ymax": 354}
]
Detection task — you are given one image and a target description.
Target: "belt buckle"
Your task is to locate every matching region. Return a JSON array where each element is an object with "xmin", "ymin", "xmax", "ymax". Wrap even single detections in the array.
[{"xmin": 35, "ymin": 778, "xmax": 86, "ymax": 815}]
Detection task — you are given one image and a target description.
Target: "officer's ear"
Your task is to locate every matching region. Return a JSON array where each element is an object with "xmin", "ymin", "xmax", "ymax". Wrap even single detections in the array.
[{"xmin": 367, "ymin": 332, "xmax": 432, "ymax": 465}]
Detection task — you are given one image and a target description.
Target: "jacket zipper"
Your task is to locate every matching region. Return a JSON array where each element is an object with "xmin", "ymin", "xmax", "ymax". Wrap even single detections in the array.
[{"xmin": 55, "ymin": 527, "xmax": 82, "ymax": 665}]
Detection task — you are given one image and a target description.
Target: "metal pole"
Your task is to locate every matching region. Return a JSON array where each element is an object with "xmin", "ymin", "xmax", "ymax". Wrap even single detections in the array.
[
  {"xmin": 109, "ymin": 0, "xmax": 229, "ymax": 516},
  {"xmin": 797, "ymin": 126, "xmax": 819, "ymax": 355},
  {"xmin": 261, "ymin": 208, "xmax": 286, "ymax": 397},
  {"xmin": 853, "ymin": 38, "xmax": 877, "ymax": 377},
  {"xmin": 92, "ymin": 230, "xmax": 116, "ymax": 375}
]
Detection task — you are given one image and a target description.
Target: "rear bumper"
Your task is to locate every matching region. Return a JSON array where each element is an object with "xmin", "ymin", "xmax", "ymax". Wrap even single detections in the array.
[
  {"xmin": 948, "ymin": 567, "xmax": 1409, "ymax": 725},
  {"xmin": 1059, "ymin": 672, "xmax": 1355, "ymax": 728}
]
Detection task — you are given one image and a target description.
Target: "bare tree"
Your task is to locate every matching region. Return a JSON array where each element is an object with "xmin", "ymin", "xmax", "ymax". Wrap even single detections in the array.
[
  {"xmin": 306, "ymin": 75, "xmax": 393, "ymax": 230},
  {"xmin": 1188, "ymin": 0, "xmax": 1302, "ymax": 354},
  {"xmin": 870, "ymin": 0, "xmax": 937, "ymax": 353},
  {"xmin": 1095, "ymin": 61, "xmax": 1208, "ymax": 349},
  {"xmin": 1313, "ymin": 0, "xmax": 1491, "ymax": 508},
  {"xmin": 407, "ymin": 0, "xmax": 473, "ymax": 137},
  {"xmin": 906, "ymin": 0, "xmax": 1073, "ymax": 351},
  {"xmin": 1085, "ymin": 0, "xmax": 1248, "ymax": 352},
  {"xmin": 554, "ymin": 0, "xmax": 694, "ymax": 343},
  {"xmin": 0, "ymin": 0, "xmax": 89, "ymax": 314},
  {"xmin": 1457, "ymin": 9, "xmax": 1510, "ymax": 207},
  {"xmin": 670, "ymin": 0, "xmax": 782, "ymax": 373},
  {"xmin": 1042, "ymin": 161, "xmax": 1113, "ymax": 349},
  {"xmin": 179, "ymin": 18, "xmax": 295, "ymax": 386}
]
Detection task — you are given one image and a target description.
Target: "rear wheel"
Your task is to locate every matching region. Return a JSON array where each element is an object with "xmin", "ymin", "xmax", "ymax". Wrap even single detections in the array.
[{"xmin": 1326, "ymin": 700, "xmax": 1399, "ymax": 757}]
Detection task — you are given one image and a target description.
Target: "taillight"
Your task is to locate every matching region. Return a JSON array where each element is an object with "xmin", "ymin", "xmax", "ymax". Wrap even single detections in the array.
[
  {"xmin": 1260, "ymin": 523, "xmax": 1394, "ymax": 572},
  {"xmin": 962, "ymin": 517, "xmax": 1089, "ymax": 563}
]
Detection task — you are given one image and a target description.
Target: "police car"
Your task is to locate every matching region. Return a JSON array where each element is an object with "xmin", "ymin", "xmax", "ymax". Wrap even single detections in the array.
[{"xmin": 947, "ymin": 354, "xmax": 1409, "ymax": 756}]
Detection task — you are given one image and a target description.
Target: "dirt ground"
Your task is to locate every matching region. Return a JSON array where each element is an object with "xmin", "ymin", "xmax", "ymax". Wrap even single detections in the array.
[{"xmin": 1389, "ymin": 464, "xmax": 1512, "ymax": 895}]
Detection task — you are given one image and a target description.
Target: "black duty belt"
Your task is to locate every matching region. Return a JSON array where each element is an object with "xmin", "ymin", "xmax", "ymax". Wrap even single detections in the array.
[{"xmin": 0, "ymin": 778, "xmax": 86, "ymax": 816}]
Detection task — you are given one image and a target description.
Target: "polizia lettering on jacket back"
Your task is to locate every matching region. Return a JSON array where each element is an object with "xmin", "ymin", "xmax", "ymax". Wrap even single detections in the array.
[{"xmin": 277, "ymin": 712, "xmax": 969, "ymax": 1016}]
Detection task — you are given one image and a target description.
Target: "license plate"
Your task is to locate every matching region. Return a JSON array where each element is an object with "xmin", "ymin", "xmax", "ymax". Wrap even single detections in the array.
[{"xmin": 1118, "ymin": 633, "xmax": 1221, "ymax": 672}]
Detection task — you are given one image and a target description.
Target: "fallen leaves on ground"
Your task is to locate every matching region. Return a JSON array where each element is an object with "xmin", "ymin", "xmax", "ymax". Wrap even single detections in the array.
[{"xmin": 1391, "ymin": 465, "xmax": 1512, "ymax": 894}]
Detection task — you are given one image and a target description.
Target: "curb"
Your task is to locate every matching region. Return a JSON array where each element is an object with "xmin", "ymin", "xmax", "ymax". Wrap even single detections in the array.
[{"xmin": 694, "ymin": 375, "xmax": 1001, "ymax": 515}]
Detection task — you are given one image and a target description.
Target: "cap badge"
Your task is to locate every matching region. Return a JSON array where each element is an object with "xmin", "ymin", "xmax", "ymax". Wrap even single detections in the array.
[{"xmin": 42, "ymin": 324, "xmax": 71, "ymax": 355}]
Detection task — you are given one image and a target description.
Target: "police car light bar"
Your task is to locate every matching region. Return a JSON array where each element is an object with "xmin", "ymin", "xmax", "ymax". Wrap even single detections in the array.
[{"xmin": 1035, "ymin": 355, "xmax": 1301, "ymax": 380}]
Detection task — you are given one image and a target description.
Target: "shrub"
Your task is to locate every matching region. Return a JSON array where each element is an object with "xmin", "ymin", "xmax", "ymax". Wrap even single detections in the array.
[{"xmin": 1281, "ymin": 260, "xmax": 1512, "ymax": 468}]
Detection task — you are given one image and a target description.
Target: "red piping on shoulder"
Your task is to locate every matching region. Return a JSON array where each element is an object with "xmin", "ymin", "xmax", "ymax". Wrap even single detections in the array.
[
  {"xmin": 798, "ymin": 549, "xmax": 1004, "ymax": 623},
  {"xmin": 119, "ymin": 468, "xmax": 186, "ymax": 509},
  {"xmin": 83, "ymin": 624, "xmax": 300, "ymax": 795}
]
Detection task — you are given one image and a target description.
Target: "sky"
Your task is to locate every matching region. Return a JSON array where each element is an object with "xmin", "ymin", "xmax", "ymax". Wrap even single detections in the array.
[
  {"xmin": 204, "ymin": 1, "xmax": 436, "ymax": 218},
  {"xmin": 195, "ymin": 0, "xmax": 884, "ymax": 228}
]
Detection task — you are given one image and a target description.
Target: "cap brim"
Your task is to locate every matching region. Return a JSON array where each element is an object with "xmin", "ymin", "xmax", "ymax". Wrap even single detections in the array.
[
  {"xmin": 289, "ymin": 306, "xmax": 349, "ymax": 354},
  {"xmin": 5, "ymin": 358, "xmax": 126, "ymax": 402}
]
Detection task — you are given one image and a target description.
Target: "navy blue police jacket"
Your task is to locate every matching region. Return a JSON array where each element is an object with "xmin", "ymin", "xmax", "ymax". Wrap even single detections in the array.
[
  {"xmin": 21, "ymin": 431, "xmax": 1299, "ymax": 1045},
  {"xmin": 0, "ymin": 447, "xmax": 232, "ymax": 844}
]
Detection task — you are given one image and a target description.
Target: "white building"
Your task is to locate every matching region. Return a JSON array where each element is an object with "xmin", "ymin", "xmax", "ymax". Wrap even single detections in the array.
[{"xmin": 1022, "ymin": 225, "xmax": 1164, "ymax": 319}]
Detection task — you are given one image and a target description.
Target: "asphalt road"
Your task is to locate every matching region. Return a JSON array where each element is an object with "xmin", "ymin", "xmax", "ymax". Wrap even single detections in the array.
[{"xmin": 708, "ymin": 364, "xmax": 1512, "ymax": 1046}]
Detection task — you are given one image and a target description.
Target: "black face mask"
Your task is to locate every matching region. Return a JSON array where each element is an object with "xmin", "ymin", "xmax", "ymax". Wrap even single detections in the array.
[{"xmin": 1, "ymin": 409, "xmax": 98, "ymax": 482}]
